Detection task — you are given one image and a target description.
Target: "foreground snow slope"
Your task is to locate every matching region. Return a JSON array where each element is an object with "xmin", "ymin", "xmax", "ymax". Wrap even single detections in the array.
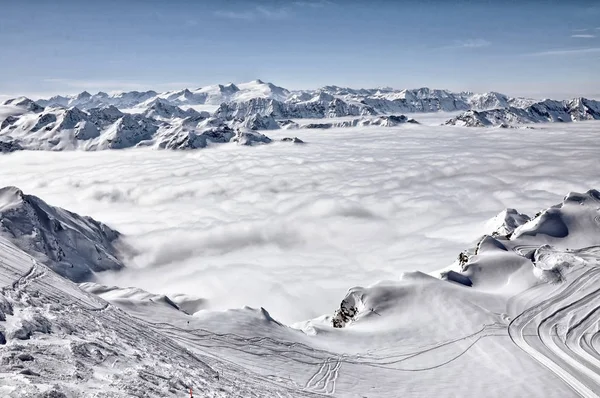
[
  {"xmin": 3, "ymin": 188, "xmax": 600, "ymax": 396},
  {"xmin": 0, "ymin": 235, "xmax": 320, "ymax": 397}
]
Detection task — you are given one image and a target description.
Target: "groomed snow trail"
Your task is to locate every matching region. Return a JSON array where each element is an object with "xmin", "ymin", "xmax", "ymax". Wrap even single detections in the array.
[{"xmin": 509, "ymin": 249, "xmax": 600, "ymax": 397}]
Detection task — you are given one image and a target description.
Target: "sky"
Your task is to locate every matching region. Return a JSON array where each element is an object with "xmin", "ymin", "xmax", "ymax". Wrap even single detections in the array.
[{"xmin": 1, "ymin": 0, "xmax": 599, "ymax": 99}]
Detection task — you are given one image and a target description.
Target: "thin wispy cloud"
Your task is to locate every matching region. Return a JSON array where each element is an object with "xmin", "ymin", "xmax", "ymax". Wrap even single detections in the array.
[
  {"xmin": 294, "ymin": 0, "xmax": 333, "ymax": 7},
  {"xmin": 214, "ymin": 1, "xmax": 331, "ymax": 20},
  {"xmin": 528, "ymin": 47, "xmax": 600, "ymax": 56},
  {"xmin": 214, "ymin": 6, "xmax": 289, "ymax": 21},
  {"xmin": 571, "ymin": 34, "xmax": 596, "ymax": 38},
  {"xmin": 446, "ymin": 39, "xmax": 491, "ymax": 49}
]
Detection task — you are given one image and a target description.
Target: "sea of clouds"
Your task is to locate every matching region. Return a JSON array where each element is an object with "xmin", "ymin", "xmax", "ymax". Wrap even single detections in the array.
[{"xmin": 1, "ymin": 120, "xmax": 599, "ymax": 323}]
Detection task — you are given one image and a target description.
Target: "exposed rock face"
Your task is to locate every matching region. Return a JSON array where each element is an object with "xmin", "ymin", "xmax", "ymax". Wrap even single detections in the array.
[
  {"xmin": 0, "ymin": 137, "xmax": 22, "ymax": 153},
  {"xmin": 0, "ymin": 186, "xmax": 126, "ymax": 281},
  {"xmin": 239, "ymin": 114, "xmax": 280, "ymax": 130},
  {"xmin": 299, "ymin": 115, "xmax": 414, "ymax": 129},
  {"xmin": 281, "ymin": 137, "xmax": 304, "ymax": 143},
  {"xmin": 215, "ymin": 97, "xmax": 377, "ymax": 120},
  {"xmin": 158, "ymin": 126, "xmax": 236, "ymax": 150},
  {"xmin": 231, "ymin": 129, "xmax": 272, "ymax": 146},
  {"xmin": 95, "ymin": 114, "xmax": 159, "ymax": 149}
]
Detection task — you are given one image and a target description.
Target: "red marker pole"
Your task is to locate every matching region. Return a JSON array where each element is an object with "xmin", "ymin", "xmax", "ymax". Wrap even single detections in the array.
[{"xmin": 189, "ymin": 387, "xmax": 193, "ymax": 397}]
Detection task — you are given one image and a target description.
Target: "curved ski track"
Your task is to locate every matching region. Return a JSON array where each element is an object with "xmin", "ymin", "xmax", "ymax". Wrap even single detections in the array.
[{"xmin": 509, "ymin": 251, "xmax": 600, "ymax": 397}]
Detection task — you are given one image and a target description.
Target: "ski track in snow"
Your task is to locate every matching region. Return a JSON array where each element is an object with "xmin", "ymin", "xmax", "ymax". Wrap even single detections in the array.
[{"xmin": 509, "ymin": 254, "xmax": 600, "ymax": 397}]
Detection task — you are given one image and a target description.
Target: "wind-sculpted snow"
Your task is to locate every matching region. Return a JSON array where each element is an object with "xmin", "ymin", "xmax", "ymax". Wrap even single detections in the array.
[{"xmin": 446, "ymin": 98, "xmax": 600, "ymax": 127}]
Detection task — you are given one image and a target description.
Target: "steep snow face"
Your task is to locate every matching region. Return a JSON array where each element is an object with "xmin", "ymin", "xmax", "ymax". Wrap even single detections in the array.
[
  {"xmin": 193, "ymin": 83, "xmax": 241, "ymax": 105},
  {"xmin": 234, "ymin": 79, "xmax": 290, "ymax": 102},
  {"xmin": 0, "ymin": 186, "xmax": 125, "ymax": 281},
  {"xmin": 446, "ymin": 97, "xmax": 600, "ymax": 127}
]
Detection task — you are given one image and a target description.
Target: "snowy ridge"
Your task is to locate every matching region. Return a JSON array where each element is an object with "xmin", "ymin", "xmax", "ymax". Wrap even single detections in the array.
[
  {"xmin": 446, "ymin": 97, "xmax": 600, "ymax": 127},
  {"xmin": 2, "ymin": 187, "xmax": 600, "ymax": 396},
  {"xmin": 0, "ymin": 186, "xmax": 125, "ymax": 282}
]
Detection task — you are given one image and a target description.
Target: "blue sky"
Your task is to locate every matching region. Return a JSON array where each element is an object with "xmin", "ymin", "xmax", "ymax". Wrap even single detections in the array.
[{"xmin": 1, "ymin": 0, "xmax": 599, "ymax": 99}]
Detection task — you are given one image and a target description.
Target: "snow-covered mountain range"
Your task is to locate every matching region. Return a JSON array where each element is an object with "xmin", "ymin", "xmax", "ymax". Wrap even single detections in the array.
[
  {"xmin": 1, "ymin": 186, "xmax": 600, "ymax": 396},
  {"xmin": 1, "ymin": 79, "xmax": 598, "ymax": 151},
  {"xmin": 30, "ymin": 80, "xmax": 535, "ymax": 115},
  {"xmin": 445, "ymin": 97, "xmax": 600, "ymax": 127}
]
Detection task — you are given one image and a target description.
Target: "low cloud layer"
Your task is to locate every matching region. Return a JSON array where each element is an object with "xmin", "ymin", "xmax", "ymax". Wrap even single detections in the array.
[{"xmin": 1, "ymin": 120, "xmax": 599, "ymax": 323}]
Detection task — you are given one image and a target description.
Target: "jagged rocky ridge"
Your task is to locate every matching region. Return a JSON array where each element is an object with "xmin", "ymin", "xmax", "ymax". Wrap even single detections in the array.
[
  {"xmin": 445, "ymin": 98, "xmax": 600, "ymax": 127},
  {"xmin": 0, "ymin": 104, "xmax": 278, "ymax": 151}
]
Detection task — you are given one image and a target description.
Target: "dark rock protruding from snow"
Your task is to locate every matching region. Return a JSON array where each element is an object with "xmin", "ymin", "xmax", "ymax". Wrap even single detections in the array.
[
  {"xmin": 0, "ymin": 137, "xmax": 22, "ymax": 153},
  {"xmin": 0, "ymin": 186, "xmax": 126, "ymax": 281},
  {"xmin": 231, "ymin": 129, "xmax": 272, "ymax": 146},
  {"xmin": 281, "ymin": 137, "xmax": 304, "ymax": 143}
]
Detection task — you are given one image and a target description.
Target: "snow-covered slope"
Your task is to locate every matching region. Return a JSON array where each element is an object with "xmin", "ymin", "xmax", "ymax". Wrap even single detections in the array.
[
  {"xmin": 0, "ymin": 234, "xmax": 312, "ymax": 397},
  {"xmin": 0, "ymin": 186, "xmax": 125, "ymax": 281},
  {"xmin": 2, "ymin": 185, "xmax": 600, "ymax": 396},
  {"xmin": 446, "ymin": 97, "xmax": 600, "ymax": 127}
]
